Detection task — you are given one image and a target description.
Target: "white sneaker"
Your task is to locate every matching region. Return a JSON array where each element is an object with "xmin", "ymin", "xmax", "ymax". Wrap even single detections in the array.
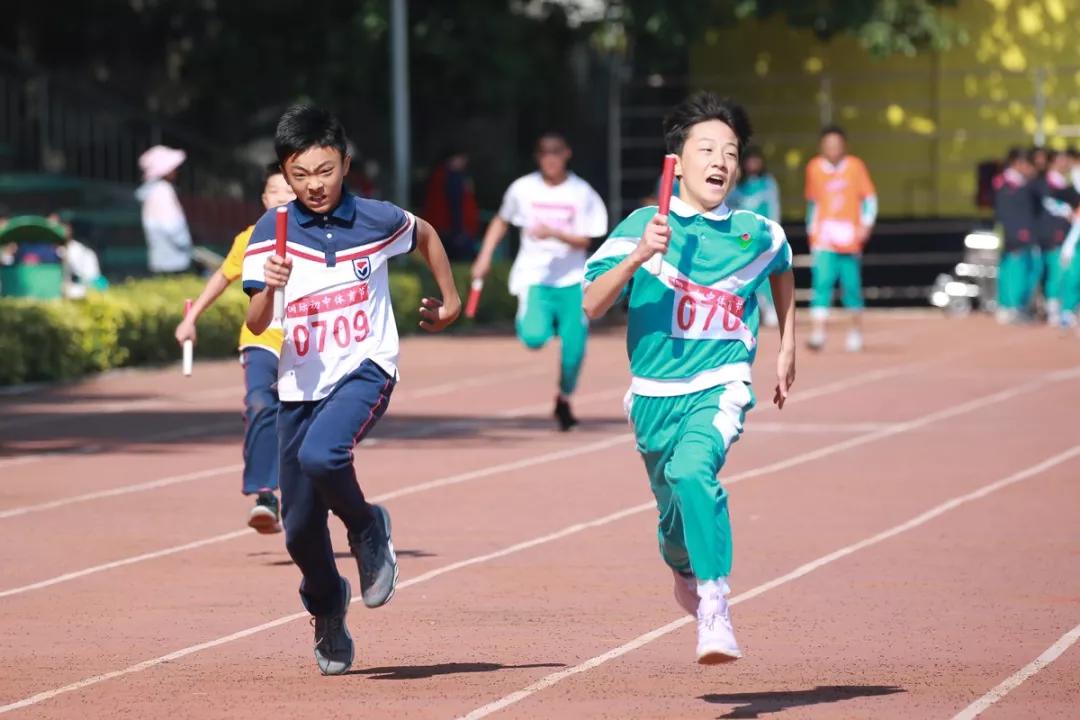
[
  {"xmin": 996, "ymin": 308, "xmax": 1017, "ymax": 325},
  {"xmin": 760, "ymin": 303, "xmax": 779, "ymax": 328},
  {"xmin": 672, "ymin": 569, "xmax": 698, "ymax": 617},
  {"xmin": 695, "ymin": 580, "xmax": 742, "ymax": 664},
  {"xmin": 845, "ymin": 330, "xmax": 864, "ymax": 353},
  {"xmin": 806, "ymin": 329, "xmax": 826, "ymax": 351},
  {"xmin": 1047, "ymin": 300, "xmax": 1062, "ymax": 327},
  {"xmin": 1061, "ymin": 311, "xmax": 1077, "ymax": 329}
]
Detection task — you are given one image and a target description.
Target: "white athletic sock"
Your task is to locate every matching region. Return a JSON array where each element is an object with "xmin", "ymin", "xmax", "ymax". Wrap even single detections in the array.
[{"xmin": 697, "ymin": 578, "xmax": 731, "ymax": 599}]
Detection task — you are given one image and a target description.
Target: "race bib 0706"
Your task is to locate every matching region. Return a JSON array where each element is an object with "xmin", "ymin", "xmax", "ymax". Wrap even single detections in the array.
[
  {"xmin": 669, "ymin": 276, "xmax": 756, "ymax": 349},
  {"xmin": 287, "ymin": 283, "xmax": 371, "ymax": 359}
]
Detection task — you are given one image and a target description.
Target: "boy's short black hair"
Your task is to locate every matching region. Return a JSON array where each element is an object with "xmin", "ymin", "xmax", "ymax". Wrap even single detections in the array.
[
  {"xmin": 1067, "ymin": 147, "xmax": 1080, "ymax": 159},
  {"xmin": 743, "ymin": 145, "xmax": 764, "ymax": 161},
  {"xmin": 274, "ymin": 105, "xmax": 349, "ymax": 165},
  {"xmin": 264, "ymin": 161, "xmax": 283, "ymax": 180},
  {"xmin": 820, "ymin": 124, "xmax": 846, "ymax": 140},
  {"xmin": 664, "ymin": 92, "xmax": 752, "ymax": 155},
  {"xmin": 535, "ymin": 131, "xmax": 570, "ymax": 150},
  {"xmin": 1005, "ymin": 146, "xmax": 1027, "ymax": 165}
]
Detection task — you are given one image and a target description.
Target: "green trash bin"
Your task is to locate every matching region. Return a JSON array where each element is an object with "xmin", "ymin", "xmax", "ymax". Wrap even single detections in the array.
[
  {"xmin": 0, "ymin": 216, "xmax": 66, "ymax": 299},
  {"xmin": 0, "ymin": 264, "xmax": 64, "ymax": 299}
]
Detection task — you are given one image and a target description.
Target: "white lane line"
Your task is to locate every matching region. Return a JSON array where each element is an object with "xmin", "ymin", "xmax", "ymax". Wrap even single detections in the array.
[
  {"xmin": 0, "ymin": 364, "xmax": 543, "ymax": 463},
  {"xmin": 0, "ymin": 386, "xmax": 627, "ymax": 519},
  {"xmin": 0, "ymin": 530, "xmax": 252, "ymax": 599},
  {"xmin": 1, "ymin": 363, "xmax": 1069, "ymax": 597},
  {"xmin": 0, "ymin": 384, "xmax": 240, "ymax": 432},
  {"xmin": 950, "ymin": 621, "xmax": 1080, "ymax": 720},
  {"xmin": 0, "ymin": 465, "xmax": 245, "ymax": 520},
  {"xmin": 0, "ymin": 422, "xmax": 238, "ymax": 471},
  {"xmin": 0, "ymin": 499, "xmax": 655, "ymax": 715},
  {"xmin": 751, "ymin": 421, "xmax": 900, "ymax": 433},
  {"xmin": 457, "ymin": 445, "xmax": 1080, "ymax": 720},
  {"xmin": 0, "ymin": 434, "xmax": 634, "ymax": 599},
  {"xmin": 0, "ymin": 358, "xmax": 929, "ymax": 596},
  {"xmin": 2, "ymin": 374, "xmax": 1073, "ymax": 712},
  {"xmin": 404, "ymin": 365, "xmax": 546, "ymax": 399}
]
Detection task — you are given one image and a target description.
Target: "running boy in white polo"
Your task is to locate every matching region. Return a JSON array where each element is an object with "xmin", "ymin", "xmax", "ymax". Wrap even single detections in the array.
[
  {"xmin": 244, "ymin": 105, "xmax": 460, "ymax": 676},
  {"xmin": 471, "ymin": 133, "xmax": 608, "ymax": 430},
  {"xmin": 584, "ymin": 92, "xmax": 796, "ymax": 664}
]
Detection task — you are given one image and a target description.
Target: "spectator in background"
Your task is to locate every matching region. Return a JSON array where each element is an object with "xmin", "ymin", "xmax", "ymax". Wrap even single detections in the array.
[
  {"xmin": 48, "ymin": 212, "xmax": 108, "ymax": 298},
  {"xmin": 1068, "ymin": 148, "xmax": 1080, "ymax": 193},
  {"xmin": 136, "ymin": 145, "xmax": 192, "ymax": 275},
  {"xmin": 0, "ymin": 204, "xmax": 10, "ymax": 263},
  {"xmin": 728, "ymin": 146, "xmax": 780, "ymax": 327},
  {"xmin": 423, "ymin": 148, "xmax": 479, "ymax": 260},
  {"xmin": 1030, "ymin": 146, "xmax": 1049, "ymax": 176},
  {"xmin": 1031, "ymin": 151, "xmax": 1079, "ymax": 325},
  {"xmin": 993, "ymin": 147, "xmax": 1039, "ymax": 324},
  {"xmin": 804, "ymin": 125, "xmax": 878, "ymax": 352}
]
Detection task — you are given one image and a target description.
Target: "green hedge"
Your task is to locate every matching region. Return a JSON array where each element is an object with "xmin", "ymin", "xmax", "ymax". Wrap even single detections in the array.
[{"xmin": 0, "ymin": 262, "xmax": 515, "ymax": 386}]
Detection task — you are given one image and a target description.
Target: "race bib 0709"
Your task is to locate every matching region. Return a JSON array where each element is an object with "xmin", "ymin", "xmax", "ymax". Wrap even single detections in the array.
[
  {"xmin": 669, "ymin": 276, "xmax": 756, "ymax": 349},
  {"xmin": 286, "ymin": 283, "xmax": 371, "ymax": 359}
]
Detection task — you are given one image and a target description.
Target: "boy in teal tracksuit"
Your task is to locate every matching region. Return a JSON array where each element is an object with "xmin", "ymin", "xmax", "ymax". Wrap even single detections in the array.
[{"xmin": 584, "ymin": 92, "xmax": 796, "ymax": 664}]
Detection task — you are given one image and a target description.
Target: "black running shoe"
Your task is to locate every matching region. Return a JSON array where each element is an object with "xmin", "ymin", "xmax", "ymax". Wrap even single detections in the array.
[{"xmin": 554, "ymin": 396, "xmax": 578, "ymax": 432}]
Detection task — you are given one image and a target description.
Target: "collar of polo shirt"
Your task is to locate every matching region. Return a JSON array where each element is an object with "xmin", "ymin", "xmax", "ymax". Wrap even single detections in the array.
[
  {"xmin": 669, "ymin": 195, "xmax": 732, "ymax": 222},
  {"xmin": 290, "ymin": 190, "xmax": 358, "ymax": 227}
]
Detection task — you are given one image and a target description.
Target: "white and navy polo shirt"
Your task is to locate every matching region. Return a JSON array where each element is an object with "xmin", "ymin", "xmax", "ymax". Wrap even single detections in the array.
[{"xmin": 242, "ymin": 192, "xmax": 416, "ymax": 401}]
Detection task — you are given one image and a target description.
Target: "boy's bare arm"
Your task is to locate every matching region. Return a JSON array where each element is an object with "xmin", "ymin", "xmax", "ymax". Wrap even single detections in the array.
[
  {"xmin": 415, "ymin": 219, "xmax": 461, "ymax": 332},
  {"xmin": 176, "ymin": 269, "xmax": 231, "ymax": 344},
  {"xmin": 583, "ymin": 213, "xmax": 670, "ymax": 319},
  {"xmin": 769, "ymin": 269, "xmax": 796, "ymax": 409},
  {"xmin": 246, "ymin": 288, "xmax": 274, "ymax": 335},
  {"xmin": 471, "ymin": 216, "xmax": 510, "ymax": 280}
]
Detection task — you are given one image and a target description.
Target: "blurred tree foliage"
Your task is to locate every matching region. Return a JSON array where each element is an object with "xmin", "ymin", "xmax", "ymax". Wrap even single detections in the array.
[{"xmin": 2, "ymin": 0, "xmax": 960, "ymax": 201}]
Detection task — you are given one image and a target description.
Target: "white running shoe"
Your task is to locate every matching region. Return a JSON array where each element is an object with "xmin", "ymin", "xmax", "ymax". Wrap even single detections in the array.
[
  {"xmin": 845, "ymin": 329, "xmax": 864, "ymax": 353},
  {"xmin": 672, "ymin": 569, "xmax": 698, "ymax": 617},
  {"xmin": 806, "ymin": 329, "xmax": 826, "ymax": 351},
  {"xmin": 696, "ymin": 580, "xmax": 742, "ymax": 664},
  {"xmin": 760, "ymin": 303, "xmax": 779, "ymax": 328}
]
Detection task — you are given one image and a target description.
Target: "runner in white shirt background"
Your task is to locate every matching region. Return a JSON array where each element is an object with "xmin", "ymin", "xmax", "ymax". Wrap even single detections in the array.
[{"xmin": 471, "ymin": 132, "xmax": 608, "ymax": 430}]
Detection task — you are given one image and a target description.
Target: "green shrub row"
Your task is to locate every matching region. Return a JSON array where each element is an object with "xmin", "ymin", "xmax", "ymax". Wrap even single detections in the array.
[{"xmin": 0, "ymin": 262, "xmax": 516, "ymax": 386}]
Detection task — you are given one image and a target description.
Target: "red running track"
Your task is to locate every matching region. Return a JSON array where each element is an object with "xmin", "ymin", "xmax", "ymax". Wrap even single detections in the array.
[{"xmin": 0, "ymin": 311, "xmax": 1077, "ymax": 719}]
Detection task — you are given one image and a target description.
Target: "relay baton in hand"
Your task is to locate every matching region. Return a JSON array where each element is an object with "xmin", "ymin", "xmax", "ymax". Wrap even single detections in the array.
[
  {"xmin": 182, "ymin": 298, "xmax": 194, "ymax": 377},
  {"xmin": 273, "ymin": 206, "xmax": 288, "ymax": 322},
  {"xmin": 465, "ymin": 278, "xmax": 484, "ymax": 319},
  {"xmin": 646, "ymin": 154, "xmax": 678, "ymax": 276}
]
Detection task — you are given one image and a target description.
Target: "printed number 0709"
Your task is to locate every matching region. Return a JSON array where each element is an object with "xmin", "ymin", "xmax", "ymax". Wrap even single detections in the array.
[{"xmin": 294, "ymin": 310, "xmax": 370, "ymax": 356}]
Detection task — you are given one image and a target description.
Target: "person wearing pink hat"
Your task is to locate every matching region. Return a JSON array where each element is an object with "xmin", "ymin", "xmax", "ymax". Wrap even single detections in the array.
[{"xmin": 136, "ymin": 145, "xmax": 193, "ymax": 274}]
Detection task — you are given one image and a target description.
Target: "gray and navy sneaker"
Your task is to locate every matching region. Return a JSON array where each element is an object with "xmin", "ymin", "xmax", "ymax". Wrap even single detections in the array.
[
  {"xmin": 312, "ymin": 579, "xmax": 354, "ymax": 676},
  {"xmin": 349, "ymin": 504, "xmax": 399, "ymax": 609}
]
